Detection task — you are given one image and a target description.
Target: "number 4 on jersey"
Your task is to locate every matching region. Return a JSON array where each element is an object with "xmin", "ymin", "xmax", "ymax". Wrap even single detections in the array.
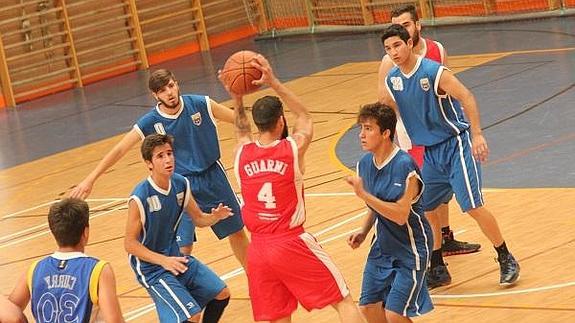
[{"xmin": 258, "ymin": 182, "xmax": 276, "ymax": 209}]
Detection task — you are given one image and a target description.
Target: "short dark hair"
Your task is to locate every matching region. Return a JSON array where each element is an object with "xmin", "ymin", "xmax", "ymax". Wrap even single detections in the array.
[
  {"xmin": 252, "ymin": 96, "xmax": 284, "ymax": 132},
  {"xmin": 381, "ymin": 24, "xmax": 411, "ymax": 45},
  {"xmin": 391, "ymin": 4, "xmax": 419, "ymax": 21},
  {"xmin": 141, "ymin": 134, "xmax": 174, "ymax": 162},
  {"xmin": 149, "ymin": 69, "xmax": 176, "ymax": 93},
  {"xmin": 48, "ymin": 198, "xmax": 90, "ymax": 247},
  {"xmin": 358, "ymin": 102, "xmax": 397, "ymax": 141}
]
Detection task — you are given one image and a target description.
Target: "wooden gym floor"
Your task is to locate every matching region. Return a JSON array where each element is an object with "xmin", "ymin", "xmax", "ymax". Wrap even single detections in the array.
[{"xmin": 1, "ymin": 17, "xmax": 574, "ymax": 322}]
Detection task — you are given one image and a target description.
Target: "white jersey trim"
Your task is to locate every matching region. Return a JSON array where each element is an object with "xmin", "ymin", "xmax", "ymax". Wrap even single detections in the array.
[
  {"xmin": 403, "ymin": 269, "xmax": 419, "ymax": 316},
  {"xmin": 151, "ymin": 285, "xmax": 180, "ymax": 321},
  {"xmin": 456, "ymin": 134, "xmax": 477, "ymax": 209},
  {"xmin": 405, "ymin": 170, "xmax": 424, "ymax": 204},
  {"xmin": 372, "ymin": 145, "xmax": 400, "ymax": 170},
  {"xmin": 384, "ymin": 75, "xmax": 397, "ymax": 103},
  {"xmin": 401, "ymin": 56, "xmax": 423, "ymax": 79},
  {"xmin": 183, "ymin": 178, "xmax": 191, "ymax": 208},
  {"xmin": 233, "ymin": 144, "xmax": 246, "ymax": 206},
  {"xmin": 395, "ymin": 118, "xmax": 413, "ymax": 151},
  {"xmin": 287, "ymin": 137, "xmax": 306, "ymax": 228},
  {"xmin": 155, "ymin": 96, "xmax": 184, "ymax": 120},
  {"xmin": 147, "ymin": 176, "xmax": 171, "ymax": 196},
  {"xmin": 128, "ymin": 195, "xmax": 149, "ymax": 288},
  {"xmin": 300, "ymin": 232, "xmax": 350, "ymax": 298},
  {"xmin": 160, "ymin": 278, "xmax": 192, "ymax": 318},
  {"xmin": 435, "ymin": 41, "xmax": 446, "ymax": 64},
  {"xmin": 133, "ymin": 124, "xmax": 145, "ymax": 140},
  {"xmin": 51, "ymin": 252, "xmax": 90, "ymax": 260}
]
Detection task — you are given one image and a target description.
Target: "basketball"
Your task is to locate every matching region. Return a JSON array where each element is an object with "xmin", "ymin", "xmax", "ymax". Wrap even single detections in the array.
[{"xmin": 221, "ymin": 50, "xmax": 263, "ymax": 95}]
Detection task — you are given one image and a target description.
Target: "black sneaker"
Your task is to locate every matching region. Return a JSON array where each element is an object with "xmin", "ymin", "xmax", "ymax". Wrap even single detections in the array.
[
  {"xmin": 442, "ymin": 230, "xmax": 481, "ymax": 256},
  {"xmin": 427, "ymin": 264, "xmax": 452, "ymax": 289},
  {"xmin": 497, "ymin": 253, "xmax": 520, "ymax": 286}
]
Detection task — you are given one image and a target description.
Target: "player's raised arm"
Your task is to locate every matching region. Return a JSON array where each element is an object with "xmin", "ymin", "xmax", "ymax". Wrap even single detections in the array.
[
  {"xmin": 252, "ymin": 55, "xmax": 313, "ymax": 156},
  {"xmin": 70, "ymin": 129, "xmax": 141, "ymax": 199}
]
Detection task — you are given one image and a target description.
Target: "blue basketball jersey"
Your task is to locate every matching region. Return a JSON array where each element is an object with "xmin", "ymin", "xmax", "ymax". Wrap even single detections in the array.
[
  {"xmin": 357, "ymin": 147, "xmax": 432, "ymax": 270},
  {"xmin": 28, "ymin": 252, "xmax": 106, "ymax": 323},
  {"xmin": 134, "ymin": 95, "xmax": 221, "ymax": 174},
  {"xmin": 385, "ymin": 57, "xmax": 469, "ymax": 146},
  {"xmin": 129, "ymin": 173, "xmax": 191, "ymax": 287}
]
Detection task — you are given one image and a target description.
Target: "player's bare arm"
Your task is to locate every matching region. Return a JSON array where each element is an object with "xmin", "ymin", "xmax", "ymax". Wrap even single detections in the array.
[
  {"xmin": 438, "ymin": 70, "xmax": 489, "ymax": 162},
  {"xmin": 210, "ymin": 99, "xmax": 235, "ymax": 124},
  {"xmin": 185, "ymin": 192, "xmax": 233, "ymax": 228},
  {"xmin": 97, "ymin": 264, "xmax": 125, "ymax": 323},
  {"xmin": 124, "ymin": 200, "xmax": 189, "ymax": 276},
  {"xmin": 346, "ymin": 175, "xmax": 421, "ymax": 225},
  {"xmin": 251, "ymin": 55, "xmax": 314, "ymax": 164},
  {"xmin": 70, "ymin": 129, "xmax": 141, "ymax": 199},
  {"xmin": 8, "ymin": 272, "xmax": 30, "ymax": 311},
  {"xmin": 377, "ymin": 55, "xmax": 395, "ymax": 103},
  {"xmin": 217, "ymin": 70, "xmax": 253, "ymax": 152},
  {"xmin": 348, "ymin": 209, "xmax": 376, "ymax": 249}
]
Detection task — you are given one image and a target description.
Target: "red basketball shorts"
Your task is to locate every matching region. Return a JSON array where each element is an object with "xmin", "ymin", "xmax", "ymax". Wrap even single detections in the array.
[{"xmin": 247, "ymin": 230, "xmax": 349, "ymax": 321}]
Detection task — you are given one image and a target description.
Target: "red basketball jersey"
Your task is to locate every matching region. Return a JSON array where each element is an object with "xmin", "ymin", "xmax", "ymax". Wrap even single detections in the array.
[
  {"xmin": 424, "ymin": 38, "xmax": 444, "ymax": 64},
  {"xmin": 234, "ymin": 137, "xmax": 305, "ymax": 235}
]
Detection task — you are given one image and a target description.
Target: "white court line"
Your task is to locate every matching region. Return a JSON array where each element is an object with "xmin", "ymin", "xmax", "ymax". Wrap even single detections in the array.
[
  {"xmin": 2, "ymin": 201, "xmax": 56, "ymax": 220},
  {"xmin": 314, "ymin": 211, "xmax": 367, "ymax": 237},
  {"xmin": 432, "ymin": 281, "xmax": 575, "ymax": 299},
  {"xmin": 0, "ymin": 200, "xmax": 122, "ymax": 243},
  {"xmin": 124, "ymin": 215, "xmax": 368, "ymax": 320},
  {"xmin": 2, "ymin": 198, "xmax": 127, "ymax": 220},
  {"xmin": 306, "ymin": 192, "xmax": 355, "ymax": 197},
  {"xmin": 0, "ymin": 204, "xmax": 125, "ymax": 249}
]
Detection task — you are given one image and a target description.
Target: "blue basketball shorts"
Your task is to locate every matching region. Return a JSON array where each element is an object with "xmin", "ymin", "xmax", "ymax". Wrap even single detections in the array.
[
  {"xmin": 146, "ymin": 256, "xmax": 226, "ymax": 322},
  {"xmin": 421, "ymin": 131, "xmax": 484, "ymax": 212},
  {"xmin": 176, "ymin": 160, "xmax": 244, "ymax": 246},
  {"xmin": 359, "ymin": 244, "xmax": 433, "ymax": 317}
]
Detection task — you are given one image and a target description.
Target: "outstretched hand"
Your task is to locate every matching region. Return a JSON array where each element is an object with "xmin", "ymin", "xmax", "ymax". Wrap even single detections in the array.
[
  {"xmin": 69, "ymin": 179, "xmax": 93, "ymax": 199},
  {"xmin": 211, "ymin": 203, "xmax": 233, "ymax": 220},
  {"xmin": 347, "ymin": 231, "xmax": 366, "ymax": 249},
  {"xmin": 345, "ymin": 175, "xmax": 367, "ymax": 200}
]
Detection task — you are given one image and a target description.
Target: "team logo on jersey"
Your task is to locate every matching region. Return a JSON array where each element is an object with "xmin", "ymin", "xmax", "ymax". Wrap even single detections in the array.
[
  {"xmin": 147, "ymin": 195, "xmax": 162, "ymax": 212},
  {"xmin": 154, "ymin": 123, "xmax": 166, "ymax": 135},
  {"xmin": 390, "ymin": 77, "xmax": 403, "ymax": 91},
  {"xmin": 191, "ymin": 112, "xmax": 202, "ymax": 126},
  {"xmin": 420, "ymin": 78, "xmax": 430, "ymax": 91},
  {"xmin": 176, "ymin": 192, "xmax": 184, "ymax": 207}
]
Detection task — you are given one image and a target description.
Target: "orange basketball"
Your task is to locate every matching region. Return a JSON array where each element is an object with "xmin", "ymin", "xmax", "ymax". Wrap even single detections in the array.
[{"xmin": 221, "ymin": 50, "xmax": 263, "ymax": 95}]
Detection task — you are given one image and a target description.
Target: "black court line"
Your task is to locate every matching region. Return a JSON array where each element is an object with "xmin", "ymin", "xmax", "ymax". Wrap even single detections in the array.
[{"xmin": 483, "ymin": 83, "xmax": 574, "ymax": 130}]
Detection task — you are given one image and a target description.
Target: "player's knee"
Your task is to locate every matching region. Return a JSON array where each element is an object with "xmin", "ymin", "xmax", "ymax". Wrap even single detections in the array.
[
  {"xmin": 179, "ymin": 245, "xmax": 193, "ymax": 256},
  {"xmin": 216, "ymin": 287, "xmax": 231, "ymax": 300},
  {"xmin": 229, "ymin": 228, "xmax": 248, "ymax": 241}
]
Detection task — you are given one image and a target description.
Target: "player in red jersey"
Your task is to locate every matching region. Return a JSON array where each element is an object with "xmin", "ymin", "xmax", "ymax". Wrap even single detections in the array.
[
  {"xmin": 220, "ymin": 55, "xmax": 364, "ymax": 323},
  {"xmin": 375, "ymin": 4, "xmax": 481, "ymax": 289}
]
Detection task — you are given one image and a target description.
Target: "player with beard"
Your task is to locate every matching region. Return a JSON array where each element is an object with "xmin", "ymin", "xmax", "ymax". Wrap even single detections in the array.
[
  {"xmin": 70, "ymin": 69, "xmax": 249, "ymax": 269},
  {"xmin": 374, "ymin": 4, "xmax": 481, "ymax": 289}
]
